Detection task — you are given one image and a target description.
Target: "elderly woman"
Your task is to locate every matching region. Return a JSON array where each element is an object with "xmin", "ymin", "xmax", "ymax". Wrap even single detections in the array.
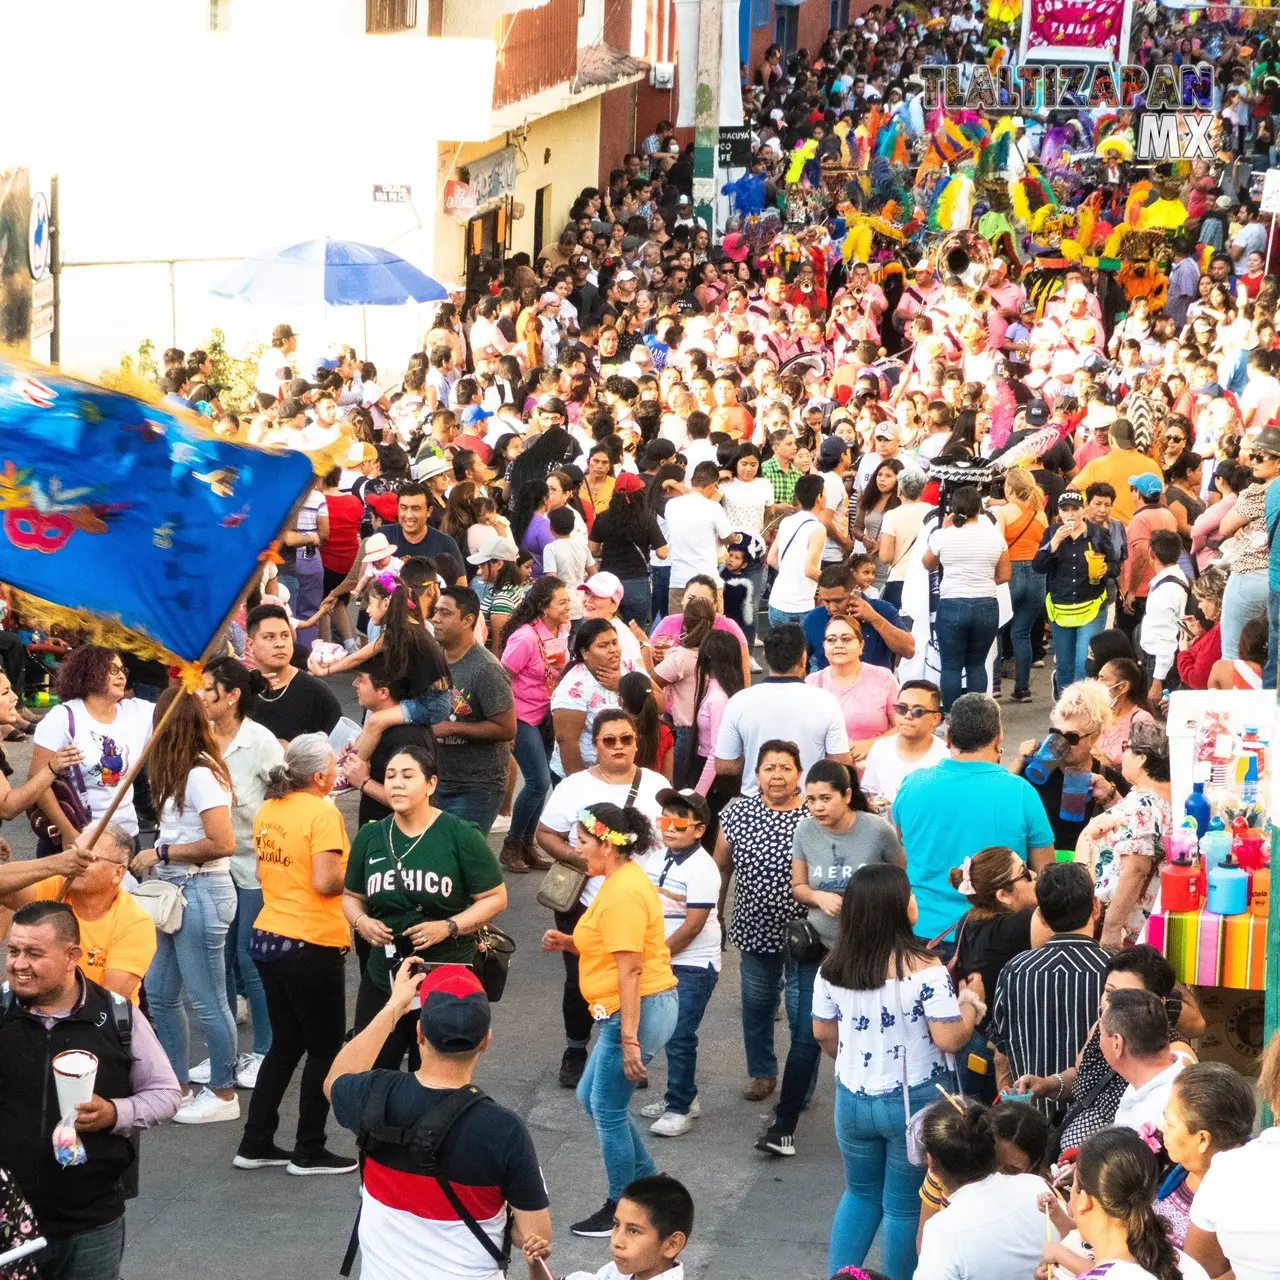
[
  {"xmin": 1080, "ymin": 720, "xmax": 1172, "ymax": 948},
  {"xmin": 877, "ymin": 467, "xmax": 932, "ymax": 612}
]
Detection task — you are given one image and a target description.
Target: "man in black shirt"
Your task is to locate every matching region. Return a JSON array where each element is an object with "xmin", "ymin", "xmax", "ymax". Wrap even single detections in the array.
[
  {"xmin": 380, "ymin": 483, "xmax": 466, "ymax": 582},
  {"xmin": 245, "ymin": 604, "xmax": 341, "ymax": 745},
  {"xmin": 342, "ymin": 656, "xmax": 435, "ymax": 826}
]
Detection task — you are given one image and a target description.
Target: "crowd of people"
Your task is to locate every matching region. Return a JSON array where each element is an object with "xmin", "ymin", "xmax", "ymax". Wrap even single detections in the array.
[{"xmin": 5, "ymin": 2, "xmax": 1280, "ymax": 1279}]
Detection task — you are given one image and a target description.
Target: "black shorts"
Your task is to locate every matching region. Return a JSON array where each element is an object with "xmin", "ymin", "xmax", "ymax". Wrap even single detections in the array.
[{"xmin": 322, "ymin": 567, "xmax": 352, "ymax": 603}]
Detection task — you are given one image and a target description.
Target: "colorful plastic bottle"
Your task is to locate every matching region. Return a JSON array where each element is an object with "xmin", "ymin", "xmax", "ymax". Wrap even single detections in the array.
[
  {"xmin": 1240, "ymin": 755, "xmax": 1260, "ymax": 808},
  {"xmin": 1250, "ymin": 864, "xmax": 1271, "ymax": 919},
  {"xmin": 1207, "ymin": 855, "xmax": 1250, "ymax": 916},
  {"xmin": 1183, "ymin": 780, "xmax": 1210, "ymax": 839},
  {"xmin": 1235, "ymin": 830, "xmax": 1268, "ymax": 872},
  {"xmin": 1161, "ymin": 857, "xmax": 1203, "ymax": 913},
  {"xmin": 1023, "ymin": 732, "xmax": 1066, "ymax": 786}
]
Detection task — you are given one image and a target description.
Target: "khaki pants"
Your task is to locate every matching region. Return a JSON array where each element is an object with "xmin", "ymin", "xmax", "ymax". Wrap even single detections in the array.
[{"xmin": 668, "ymin": 585, "xmax": 688, "ymax": 616}]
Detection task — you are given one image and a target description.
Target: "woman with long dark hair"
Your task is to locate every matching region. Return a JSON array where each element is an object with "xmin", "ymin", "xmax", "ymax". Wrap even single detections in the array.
[
  {"xmin": 512, "ymin": 479, "xmax": 554, "ymax": 573},
  {"xmin": 133, "ymin": 689, "xmax": 238, "ymax": 1123},
  {"xmin": 811, "ymin": 863, "xmax": 983, "ymax": 1280},
  {"xmin": 618, "ymin": 671, "xmax": 672, "ymax": 778},
  {"xmin": 588, "ymin": 472, "xmax": 669, "ymax": 627},
  {"xmin": 509, "ymin": 424, "xmax": 579, "ymax": 492},
  {"xmin": 852, "ymin": 458, "xmax": 904, "ymax": 593},
  {"xmin": 691, "ymin": 630, "xmax": 746, "ymax": 795}
]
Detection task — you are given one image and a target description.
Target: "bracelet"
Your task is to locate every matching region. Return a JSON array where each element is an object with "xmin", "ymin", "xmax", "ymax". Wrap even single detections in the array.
[
  {"xmin": 1054, "ymin": 1072, "xmax": 1066, "ymax": 1100},
  {"xmin": 355, "ymin": 914, "xmax": 368, "ymax": 931},
  {"xmin": 48, "ymin": 762, "xmax": 63, "ymax": 780},
  {"xmin": 620, "ymin": 1037, "xmax": 640, "ymax": 1048}
]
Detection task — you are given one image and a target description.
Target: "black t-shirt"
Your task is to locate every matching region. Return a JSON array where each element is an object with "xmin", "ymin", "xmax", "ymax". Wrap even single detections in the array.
[
  {"xmin": 382, "ymin": 523, "xmax": 465, "ymax": 574},
  {"xmin": 1026, "ymin": 754, "xmax": 1124, "ymax": 851},
  {"xmin": 358, "ymin": 722, "xmax": 436, "ymax": 825},
  {"xmin": 589, "ymin": 506, "xmax": 666, "ymax": 578},
  {"xmin": 955, "ymin": 908, "xmax": 1035, "ymax": 1027},
  {"xmin": 254, "ymin": 670, "xmax": 342, "ymax": 743},
  {"xmin": 394, "ymin": 634, "xmax": 452, "ymax": 703}
]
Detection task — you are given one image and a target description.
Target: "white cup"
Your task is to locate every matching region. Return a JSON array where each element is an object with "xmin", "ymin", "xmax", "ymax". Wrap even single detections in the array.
[{"xmin": 52, "ymin": 1050, "xmax": 98, "ymax": 1117}]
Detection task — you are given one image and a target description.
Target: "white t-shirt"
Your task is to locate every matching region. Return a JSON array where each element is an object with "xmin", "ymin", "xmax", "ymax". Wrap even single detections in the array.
[
  {"xmin": 538, "ymin": 767, "xmax": 667, "ymax": 905},
  {"xmin": 638, "ymin": 845, "xmax": 722, "ymax": 970},
  {"xmin": 916, "ymin": 1173, "xmax": 1055, "ymax": 1280},
  {"xmin": 811, "ymin": 963, "xmax": 959, "ymax": 1093},
  {"xmin": 663, "ymin": 492, "xmax": 731, "ymax": 590},
  {"xmin": 770, "ymin": 511, "xmax": 824, "ymax": 614},
  {"xmin": 1112, "ymin": 1058, "xmax": 1187, "ymax": 1134},
  {"xmin": 1188, "ymin": 1127, "xmax": 1280, "ymax": 1280},
  {"xmin": 1076, "ymin": 1258, "xmax": 1209, "ymax": 1280},
  {"xmin": 681, "ymin": 439, "xmax": 719, "ymax": 480},
  {"xmin": 860, "ymin": 733, "xmax": 948, "ymax": 805},
  {"xmin": 610, "ymin": 617, "xmax": 643, "ymax": 667},
  {"xmin": 720, "ymin": 477, "xmax": 773, "ymax": 538},
  {"xmin": 256, "ymin": 346, "xmax": 292, "ymax": 398},
  {"xmin": 821, "ymin": 470, "xmax": 849, "ymax": 561},
  {"xmin": 155, "ymin": 765, "xmax": 234, "ymax": 879},
  {"xmin": 928, "ymin": 519, "xmax": 1005, "ymax": 598},
  {"xmin": 880, "ymin": 501, "xmax": 930, "ymax": 582},
  {"xmin": 713, "ymin": 680, "xmax": 849, "ymax": 794},
  {"xmin": 33, "ymin": 697, "xmax": 155, "ymax": 837},
  {"xmin": 543, "ymin": 539, "xmax": 595, "ymax": 616},
  {"xmin": 547, "ymin": 660, "xmax": 640, "ymax": 776}
]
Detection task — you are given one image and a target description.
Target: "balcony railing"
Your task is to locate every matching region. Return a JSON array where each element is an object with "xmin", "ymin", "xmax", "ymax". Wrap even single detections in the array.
[{"xmin": 491, "ymin": 0, "xmax": 578, "ymax": 108}]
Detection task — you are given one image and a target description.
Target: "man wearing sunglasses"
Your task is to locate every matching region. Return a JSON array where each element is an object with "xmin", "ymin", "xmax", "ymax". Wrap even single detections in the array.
[{"xmin": 860, "ymin": 679, "xmax": 948, "ymax": 809}]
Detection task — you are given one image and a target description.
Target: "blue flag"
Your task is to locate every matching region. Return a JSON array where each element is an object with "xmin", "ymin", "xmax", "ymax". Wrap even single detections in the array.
[{"xmin": 0, "ymin": 357, "xmax": 314, "ymax": 660}]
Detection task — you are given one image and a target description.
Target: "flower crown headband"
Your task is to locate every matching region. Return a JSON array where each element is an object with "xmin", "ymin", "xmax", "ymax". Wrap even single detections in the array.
[{"xmin": 578, "ymin": 810, "xmax": 637, "ymax": 848}]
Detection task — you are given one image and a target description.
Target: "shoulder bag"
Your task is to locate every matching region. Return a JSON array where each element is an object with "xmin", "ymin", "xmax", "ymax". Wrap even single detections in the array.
[
  {"xmin": 26, "ymin": 704, "xmax": 92, "ymax": 855},
  {"xmin": 473, "ymin": 925, "xmax": 516, "ymax": 1003},
  {"xmin": 535, "ymin": 770, "xmax": 642, "ymax": 913},
  {"xmin": 131, "ymin": 878, "xmax": 187, "ymax": 934},
  {"xmin": 893, "ymin": 972, "xmax": 958, "ymax": 1166}
]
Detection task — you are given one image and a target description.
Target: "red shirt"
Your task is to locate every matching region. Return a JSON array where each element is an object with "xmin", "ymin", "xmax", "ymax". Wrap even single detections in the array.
[{"xmin": 321, "ymin": 493, "xmax": 364, "ymax": 575}]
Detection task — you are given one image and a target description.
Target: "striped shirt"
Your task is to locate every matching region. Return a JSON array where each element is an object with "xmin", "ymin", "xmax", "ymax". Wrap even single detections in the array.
[
  {"xmin": 927, "ymin": 518, "xmax": 1005, "ymax": 598},
  {"xmin": 990, "ymin": 935, "xmax": 1109, "ymax": 1112}
]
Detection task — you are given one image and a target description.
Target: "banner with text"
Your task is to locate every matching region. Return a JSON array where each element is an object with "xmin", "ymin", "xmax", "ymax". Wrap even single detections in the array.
[{"xmin": 1019, "ymin": 0, "xmax": 1133, "ymax": 64}]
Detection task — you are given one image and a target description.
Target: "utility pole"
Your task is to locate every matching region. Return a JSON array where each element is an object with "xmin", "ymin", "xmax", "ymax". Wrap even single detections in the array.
[
  {"xmin": 49, "ymin": 174, "xmax": 61, "ymax": 366},
  {"xmin": 691, "ymin": 0, "xmax": 722, "ymax": 235}
]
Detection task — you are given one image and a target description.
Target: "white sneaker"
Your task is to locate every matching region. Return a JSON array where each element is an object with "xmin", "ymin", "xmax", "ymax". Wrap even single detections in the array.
[
  {"xmin": 172, "ymin": 1088, "xmax": 240, "ymax": 1125},
  {"xmin": 236, "ymin": 996, "xmax": 249, "ymax": 1026},
  {"xmin": 490, "ymin": 813, "xmax": 512, "ymax": 835},
  {"xmin": 650, "ymin": 1110, "xmax": 694, "ymax": 1137},
  {"xmin": 189, "ymin": 1059, "xmax": 211, "ymax": 1085},
  {"xmin": 235, "ymin": 1052, "xmax": 264, "ymax": 1089},
  {"xmin": 640, "ymin": 1097, "xmax": 700, "ymax": 1120}
]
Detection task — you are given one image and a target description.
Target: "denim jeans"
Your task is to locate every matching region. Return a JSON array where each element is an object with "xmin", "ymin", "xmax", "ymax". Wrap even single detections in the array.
[
  {"xmin": 663, "ymin": 964, "xmax": 719, "ymax": 1114},
  {"xmin": 934, "ymin": 596, "xmax": 999, "ymax": 711},
  {"xmin": 1049, "ymin": 610, "xmax": 1107, "ymax": 694},
  {"xmin": 435, "ymin": 785, "xmax": 502, "ymax": 835},
  {"xmin": 650, "ymin": 564, "xmax": 671, "ymax": 625},
  {"xmin": 145, "ymin": 873, "xmax": 238, "ymax": 1089},
  {"xmin": 576, "ymin": 987, "xmax": 679, "ymax": 1200},
  {"xmin": 293, "ymin": 549, "xmax": 325, "ymax": 650},
  {"xmin": 739, "ymin": 561, "xmax": 766, "ymax": 648},
  {"xmin": 1008, "ymin": 562, "xmax": 1046, "ymax": 693},
  {"xmin": 1221, "ymin": 569, "xmax": 1270, "ymax": 660},
  {"xmin": 768, "ymin": 605, "xmax": 809, "ymax": 627},
  {"xmin": 1266, "ymin": 587, "xmax": 1279, "ymax": 688},
  {"xmin": 39, "ymin": 1216, "xmax": 126, "ymax": 1280},
  {"xmin": 619, "ymin": 576, "xmax": 653, "ymax": 629},
  {"xmin": 775, "ymin": 956, "xmax": 821, "ymax": 1133},
  {"xmin": 829, "ymin": 1078, "xmax": 935, "ymax": 1280},
  {"xmin": 739, "ymin": 950, "xmax": 785, "ymax": 1079},
  {"xmin": 225, "ymin": 885, "xmax": 271, "ymax": 1055},
  {"xmin": 511, "ymin": 718, "xmax": 553, "ymax": 843}
]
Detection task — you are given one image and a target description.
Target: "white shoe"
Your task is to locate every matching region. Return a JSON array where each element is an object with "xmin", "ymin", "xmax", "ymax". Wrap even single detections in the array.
[
  {"xmin": 490, "ymin": 813, "xmax": 512, "ymax": 835},
  {"xmin": 189, "ymin": 1058, "xmax": 211, "ymax": 1084},
  {"xmin": 749, "ymin": 656, "xmax": 762, "ymax": 674},
  {"xmin": 236, "ymin": 996, "xmax": 249, "ymax": 1026},
  {"xmin": 172, "ymin": 1088, "xmax": 240, "ymax": 1125},
  {"xmin": 641, "ymin": 1097, "xmax": 700, "ymax": 1120},
  {"xmin": 650, "ymin": 1110, "xmax": 694, "ymax": 1136},
  {"xmin": 235, "ymin": 1052, "xmax": 264, "ymax": 1089}
]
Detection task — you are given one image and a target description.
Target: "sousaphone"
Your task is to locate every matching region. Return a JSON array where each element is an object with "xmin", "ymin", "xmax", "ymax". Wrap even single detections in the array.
[{"xmin": 936, "ymin": 229, "xmax": 992, "ymax": 291}]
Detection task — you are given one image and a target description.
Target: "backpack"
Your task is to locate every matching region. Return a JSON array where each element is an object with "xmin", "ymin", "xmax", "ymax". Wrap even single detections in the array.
[
  {"xmin": 0, "ymin": 981, "xmax": 132, "ymax": 1047},
  {"xmin": 340, "ymin": 1079, "xmax": 511, "ymax": 1276}
]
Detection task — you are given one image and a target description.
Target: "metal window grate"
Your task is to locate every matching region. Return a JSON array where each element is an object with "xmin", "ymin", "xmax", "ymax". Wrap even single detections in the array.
[{"xmin": 367, "ymin": 0, "xmax": 418, "ymax": 32}]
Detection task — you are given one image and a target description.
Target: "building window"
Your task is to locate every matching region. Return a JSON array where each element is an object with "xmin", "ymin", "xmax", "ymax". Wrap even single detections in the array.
[
  {"xmin": 209, "ymin": 0, "xmax": 229, "ymax": 31},
  {"xmin": 751, "ymin": 0, "xmax": 770, "ymax": 30},
  {"xmin": 367, "ymin": 0, "xmax": 418, "ymax": 32}
]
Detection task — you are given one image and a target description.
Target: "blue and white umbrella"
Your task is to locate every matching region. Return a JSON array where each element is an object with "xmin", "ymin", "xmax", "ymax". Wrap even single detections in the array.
[{"xmin": 210, "ymin": 238, "xmax": 448, "ymax": 307}]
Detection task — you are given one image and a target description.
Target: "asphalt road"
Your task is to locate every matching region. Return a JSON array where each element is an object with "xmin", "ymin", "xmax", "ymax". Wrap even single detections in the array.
[{"xmin": 0, "ymin": 669, "xmax": 1046, "ymax": 1280}]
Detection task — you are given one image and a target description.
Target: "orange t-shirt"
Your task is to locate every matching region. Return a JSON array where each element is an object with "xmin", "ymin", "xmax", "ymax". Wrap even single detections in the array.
[
  {"xmin": 253, "ymin": 792, "xmax": 351, "ymax": 948},
  {"xmin": 711, "ymin": 405, "xmax": 754, "ymax": 441},
  {"xmin": 572, "ymin": 859, "xmax": 676, "ymax": 1017},
  {"xmin": 32, "ymin": 879, "xmax": 156, "ymax": 1004}
]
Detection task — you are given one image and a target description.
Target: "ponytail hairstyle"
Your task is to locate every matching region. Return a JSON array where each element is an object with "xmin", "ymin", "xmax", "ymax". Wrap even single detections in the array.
[
  {"xmin": 1168, "ymin": 1062, "xmax": 1256, "ymax": 1154},
  {"xmin": 806, "ymin": 758, "xmax": 871, "ymax": 814},
  {"xmin": 578, "ymin": 800, "xmax": 654, "ymax": 859},
  {"xmin": 1074, "ymin": 1129, "xmax": 1180, "ymax": 1280},
  {"xmin": 381, "ymin": 573, "xmax": 450, "ymax": 691},
  {"xmin": 919, "ymin": 1099, "xmax": 998, "ymax": 1189},
  {"xmin": 264, "ymin": 733, "xmax": 335, "ymax": 801},
  {"xmin": 204, "ymin": 656, "xmax": 269, "ymax": 722},
  {"xmin": 1003, "ymin": 466, "xmax": 1045, "ymax": 513},
  {"xmin": 990, "ymin": 1102, "xmax": 1051, "ymax": 1175},
  {"xmin": 616, "ymin": 677, "xmax": 661, "ymax": 770},
  {"xmin": 947, "ymin": 845, "xmax": 1024, "ymax": 919},
  {"xmin": 948, "ymin": 484, "xmax": 982, "ymax": 528},
  {"xmin": 511, "ymin": 479, "xmax": 550, "ymax": 546}
]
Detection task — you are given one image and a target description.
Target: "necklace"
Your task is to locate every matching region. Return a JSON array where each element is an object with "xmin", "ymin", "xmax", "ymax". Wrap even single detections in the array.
[
  {"xmin": 257, "ymin": 668, "xmax": 296, "ymax": 703},
  {"xmin": 387, "ymin": 813, "xmax": 433, "ymax": 872}
]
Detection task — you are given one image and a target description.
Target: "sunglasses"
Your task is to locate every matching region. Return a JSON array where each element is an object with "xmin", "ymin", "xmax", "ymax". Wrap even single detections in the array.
[
  {"xmin": 598, "ymin": 733, "xmax": 636, "ymax": 749},
  {"xmin": 1248, "ymin": 451, "xmax": 1280, "ymax": 462},
  {"xmin": 1164, "ymin": 435, "xmax": 1185, "ymax": 444},
  {"xmin": 1004, "ymin": 865, "xmax": 1035, "ymax": 888},
  {"xmin": 1052, "ymin": 728, "xmax": 1090, "ymax": 746},
  {"xmin": 657, "ymin": 814, "xmax": 701, "ymax": 832},
  {"xmin": 892, "ymin": 703, "xmax": 939, "ymax": 719}
]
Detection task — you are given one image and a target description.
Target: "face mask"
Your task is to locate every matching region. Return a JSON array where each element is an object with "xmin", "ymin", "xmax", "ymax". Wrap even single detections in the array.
[{"xmin": 1084, "ymin": 655, "xmax": 1101, "ymax": 678}]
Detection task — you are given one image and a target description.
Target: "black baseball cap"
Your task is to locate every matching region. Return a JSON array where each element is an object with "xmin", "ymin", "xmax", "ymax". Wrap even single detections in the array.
[{"xmin": 1024, "ymin": 398, "xmax": 1049, "ymax": 426}]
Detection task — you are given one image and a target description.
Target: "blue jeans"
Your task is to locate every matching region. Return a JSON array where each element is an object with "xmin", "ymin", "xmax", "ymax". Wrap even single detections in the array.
[
  {"xmin": 650, "ymin": 565, "xmax": 671, "ymax": 625},
  {"xmin": 935, "ymin": 596, "xmax": 999, "ymax": 711},
  {"xmin": 663, "ymin": 964, "xmax": 719, "ymax": 1114},
  {"xmin": 619, "ymin": 576, "xmax": 652, "ymax": 629},
  {"xmin": 400, "ymin": 687, "xmax": 455, "ymax": 726},
  {"xmin": 739, "ymin": 950, "xmax": 785, "ymax": 1079},
  {"xmin": 511, "ymin": 718, "xmax": 552, "ymax": 842},
  {"xmin": 435, "ymin": 785, "xmax": 502, "ymax": 835},
  {"xmin": 739, "ymin": 561, "xmax": 765, "ymax": 647},
  {"xmin": 39, "ymin": 1216, "xmax": 126, "ymax": 1280},
  {"xmin": 1266, "ymin": 588, "xmax": 1279, "ymax": 688},
  {"xmin": 576, "ymin": 987, "xmax": 679, "ymax": 1200},
  {"xmin": 1049, "ymin": 609, "xmax": 1107, "ymax": 694},
  {"xmin": 768, "ymin": 605, "xmax": 808, "ymax": 627},
  {"xmin": 1221, "ymin": 569, "xmax": 1270, "ymax": 660},
  {"xmin": 829, "ymin": 1078, "xmax": 935, "ymax": 1280},
  {"xmin": 224, "ymin": 884, "xmax": 271, "ymax": 1055},
  {"xmin": 145, "ymin": 873, "xmax": 238, "ymax": 1089},
  {"xmin": 1008, "ymin": 562, "xmax": 1046, "ymax": 693},
  {"xmin": 776, "ymin": 956, "xmax": 821, "ymax": 1133}
]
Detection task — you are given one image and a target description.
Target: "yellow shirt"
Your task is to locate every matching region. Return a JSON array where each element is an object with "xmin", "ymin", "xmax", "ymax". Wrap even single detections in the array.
[
  {"xmin": 32, "ymin": 879, "xmax": 157, "ymax": 1004},
  {"xmin": 253, "ymin": 792, "xmax": 351, "ymax": 948},
  {"xmin": 1073, "ymin": 448, "xmax": 1162, "ymax": 525},
  {"xmin": 573, "ymin": 860, "xmax": 676, "ymax": 1017}
]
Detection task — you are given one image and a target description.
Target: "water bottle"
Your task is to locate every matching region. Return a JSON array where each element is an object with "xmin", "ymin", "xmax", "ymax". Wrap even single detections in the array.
[
  {"xmin": 1183, "ymin": 780, "xmax": 1210, "ymax": 839},
  {"xmin": 1024, "ymin": 731, "xmax": 1067, "ymax": 786}
]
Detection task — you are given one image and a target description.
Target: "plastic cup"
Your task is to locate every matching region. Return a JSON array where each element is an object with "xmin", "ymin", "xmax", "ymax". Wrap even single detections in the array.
[{"xmin": 52, "ymin": 1050, "xmax": 98, "ymax": 1117}]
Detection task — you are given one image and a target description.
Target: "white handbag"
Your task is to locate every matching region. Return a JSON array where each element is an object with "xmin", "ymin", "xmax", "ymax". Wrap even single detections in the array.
[{"xmin": 131, "ymin": 880, "xmax": 187, "ymax": 934}]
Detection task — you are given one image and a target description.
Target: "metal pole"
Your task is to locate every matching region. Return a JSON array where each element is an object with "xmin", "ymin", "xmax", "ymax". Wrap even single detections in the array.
[
  {"xmin": 49, "ymin": 174, "xmax": 61, "ymax": 366},
  {"xmin": 692, "ymin": 0, "xmax": 723, "ymax": 235},
  {"xmin": 169, "ymin": 261, "xmax": 178, "ymax": 349}
]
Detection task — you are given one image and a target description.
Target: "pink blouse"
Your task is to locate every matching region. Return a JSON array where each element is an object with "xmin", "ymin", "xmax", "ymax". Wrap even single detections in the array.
[
  {"xmin": 501, "ymin": 620, "xmax": 570, "ymax": 725},
  {"xmin": 805, "ymin": 663, "xmax": 898, "ymax": 744},
  {"xmin": 695, "ymin": 680, "xmax": 730, "ymax": 794},
  {"xmin": 654, "ymin": 645, "xmax": 699, "ymax": 728}
]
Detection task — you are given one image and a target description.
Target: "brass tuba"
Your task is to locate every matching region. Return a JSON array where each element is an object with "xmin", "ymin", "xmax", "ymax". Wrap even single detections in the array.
[{"xmin": 936, "ymin": 229, "xmax": 992, "ymax": 292}]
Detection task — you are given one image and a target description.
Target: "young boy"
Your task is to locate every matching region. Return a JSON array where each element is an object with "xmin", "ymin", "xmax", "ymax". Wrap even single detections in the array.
[
  {"xmin": 524, "ymin": 1174, "xmax": 693, "ymax": 1280},
  {"xmin": 543, "ymin": 505, "xmax": 595, "ymax": 631},
  {"xmin": 637, "ymin": 789, "xmax": 721, "ymax": 1136},
  {"xmin": 719, "ymin": 532, "xmax": 763, "ymax": 661}
]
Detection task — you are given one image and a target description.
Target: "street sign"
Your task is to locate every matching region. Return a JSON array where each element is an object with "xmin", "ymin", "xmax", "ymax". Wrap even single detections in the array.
[
  {"xmin": 372, "ymin": 183, "xmax": 412, "ymax": 204},
  {"xmin": 718, "ymin": 125, "xmax": 752, "ymax": 167},
  {"xmin": 1261, "ymin": 169, "xmax": 1280, "ymax": 216},
  {"xmin": 28, "ymin": 191, "xmax": 49, "ymax": 281},
  {"xmin": 31, "ymin": 306, "xmax": 53, "ymax": 340},
  {"xmin": 32, "ymin": 277, "xmax": 53, "ymax": 310}
]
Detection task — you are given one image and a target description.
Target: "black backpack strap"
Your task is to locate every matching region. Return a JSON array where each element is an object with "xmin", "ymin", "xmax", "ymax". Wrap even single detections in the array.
[
  {"xmin": 342, "ymin": 1073, "xmax": 406, "ymax": 1278},
  {"xmin": 107, "ymin": 991, "xmax": 133, "ymax": 1052}
]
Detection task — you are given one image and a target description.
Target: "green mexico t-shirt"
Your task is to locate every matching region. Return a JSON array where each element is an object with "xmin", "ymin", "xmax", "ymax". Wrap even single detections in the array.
[{"xmin": 344, "ymin": 810, "xmax": 503, "ymax": 991}]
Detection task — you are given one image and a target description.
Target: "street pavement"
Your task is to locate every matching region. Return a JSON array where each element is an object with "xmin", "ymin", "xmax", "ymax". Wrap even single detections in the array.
[{"xmin": 0, "ymin": 668, "xmax": 1047, "ymax": 1280}]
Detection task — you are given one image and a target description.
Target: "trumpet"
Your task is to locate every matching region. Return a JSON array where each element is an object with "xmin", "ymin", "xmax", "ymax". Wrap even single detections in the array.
[{"xmin": 852, "ymin": 287, "xmax": 865, "ymax": 298}]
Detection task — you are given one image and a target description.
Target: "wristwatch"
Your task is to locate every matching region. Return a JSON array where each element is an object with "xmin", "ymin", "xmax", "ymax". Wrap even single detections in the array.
[{"xmin": 446, "ymin": 919, "xmax": 459, "ymax": 938}]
